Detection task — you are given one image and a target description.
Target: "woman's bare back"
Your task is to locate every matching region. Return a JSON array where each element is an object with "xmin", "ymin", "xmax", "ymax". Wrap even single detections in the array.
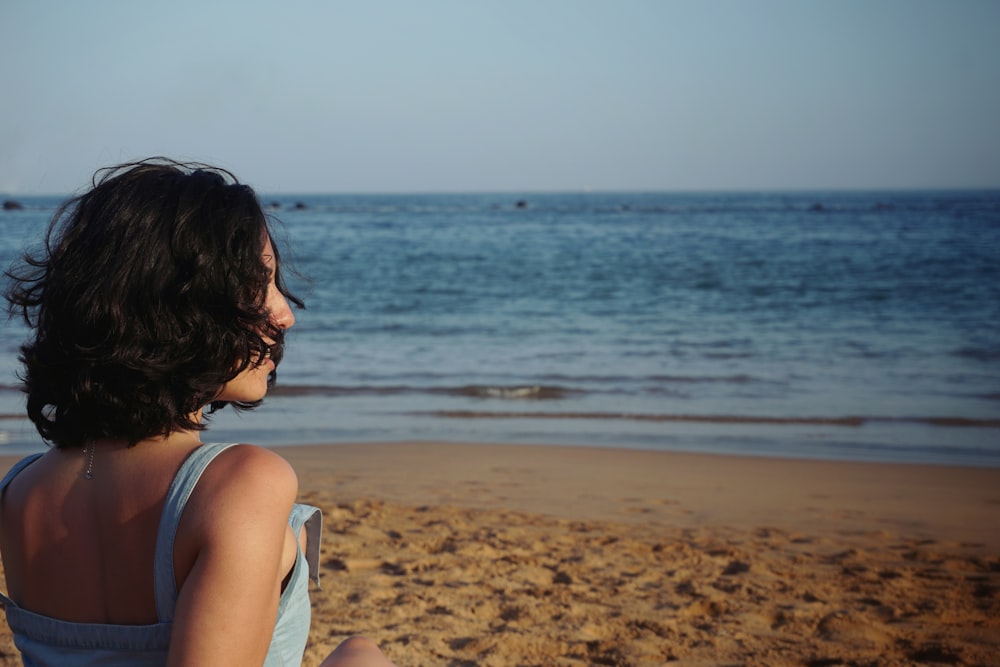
[{"xmin": 0, "ymin": 436, "xmax": 299, "ymax": 626}]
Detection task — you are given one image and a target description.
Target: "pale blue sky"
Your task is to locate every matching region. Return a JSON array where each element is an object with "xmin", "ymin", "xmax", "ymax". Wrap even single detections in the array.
[{"xmin": 2, "ymin": 0, "xmax": 998, "ymax": 193}]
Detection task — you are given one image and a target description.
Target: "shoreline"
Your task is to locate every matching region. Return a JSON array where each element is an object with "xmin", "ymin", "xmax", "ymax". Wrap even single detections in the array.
[
  {"xmin": 4, "ymin": 391, "xmax": 1000, "ymax": 467},
  {"xmin": 1, "ymin": 441, "xmax": 998, "ymax": 665}
]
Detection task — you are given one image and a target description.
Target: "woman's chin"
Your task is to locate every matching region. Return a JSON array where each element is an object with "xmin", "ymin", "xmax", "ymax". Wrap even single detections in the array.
[{"xmin": 216, "ymin": 366, "xmax": 273, "ymax": 403}]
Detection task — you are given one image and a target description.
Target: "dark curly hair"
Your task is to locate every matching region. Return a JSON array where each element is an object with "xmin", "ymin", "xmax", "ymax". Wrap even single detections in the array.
[{"xmin": 4, "ymin": 158, "xmax": 303, "ymax": 449}]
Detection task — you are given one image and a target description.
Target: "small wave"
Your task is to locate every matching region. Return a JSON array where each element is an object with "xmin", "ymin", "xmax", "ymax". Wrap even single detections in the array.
[
  {"xmin": 411, "ymin": 411, "xmax": 1000, "ymax": 428},
  {"xmin": 885, "ymin": 416, "xmax": 1000, "ymax": 428},
  {"xmin": 647, "ymin": 374, "xmax": 760, "ymax": 384},
  {"xmin": 269, "ymin": 384, "xmax": 410, "ymax": 397},
  {"xmin": 269, "ymin": 383, "xmax": 575, "ymax": 400},
  {"xmin": 448, "ymin": 385, "xmax": 572, "ymax": 400},
  {"xmin": 414, "ymin": 411, "xmax": 867, "ymax": 426}
]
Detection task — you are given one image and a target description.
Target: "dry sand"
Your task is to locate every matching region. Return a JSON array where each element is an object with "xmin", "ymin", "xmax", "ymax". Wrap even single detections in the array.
[{"xmin": 1, "ymin": 442, "xmax": 998, "ymax": 666}]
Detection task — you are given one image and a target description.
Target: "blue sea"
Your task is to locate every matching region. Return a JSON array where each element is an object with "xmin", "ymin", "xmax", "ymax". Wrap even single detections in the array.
[{"xmin": 2, "ymin": 191, "xmax": 999, "ymax": 466}]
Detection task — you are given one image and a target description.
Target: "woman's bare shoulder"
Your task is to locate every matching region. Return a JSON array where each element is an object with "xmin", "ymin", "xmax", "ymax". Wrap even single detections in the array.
[
  {"xmin": 184, "ymin": 444, "xmax": 299, "ymax": 534},
  {"xmin": 207, "ymin": 444, "xmax": 298, "ymax": 485}
]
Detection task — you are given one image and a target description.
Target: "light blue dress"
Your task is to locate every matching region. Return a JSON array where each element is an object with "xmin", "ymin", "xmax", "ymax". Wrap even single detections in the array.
[{"xmin": 0, "ymin": 443, "xmax": 322, "ymax": 666}]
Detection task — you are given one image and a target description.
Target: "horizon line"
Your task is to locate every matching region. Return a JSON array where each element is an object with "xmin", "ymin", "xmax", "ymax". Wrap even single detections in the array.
[{"xmin": 4, "ymin": 185, "xmax": 1000, "ymax": 199}]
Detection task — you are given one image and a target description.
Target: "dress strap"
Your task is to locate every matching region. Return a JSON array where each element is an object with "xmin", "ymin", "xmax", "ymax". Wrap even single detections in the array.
[
  {"xmin": 153, "ymin": 443, "xmax": 237, "ymax": 622},
  {"xmin": 0, "ymin": 453, "xmax": 44, "ymax": 495}
]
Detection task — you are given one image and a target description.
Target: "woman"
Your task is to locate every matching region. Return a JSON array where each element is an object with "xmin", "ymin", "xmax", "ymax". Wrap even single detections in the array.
[{"xmin": 0, "ymin": 159, "xmax": 395, "ymax": 666}]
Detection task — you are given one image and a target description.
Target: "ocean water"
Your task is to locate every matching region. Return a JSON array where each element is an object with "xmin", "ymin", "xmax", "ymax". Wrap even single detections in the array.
[{"xmin": 1, "ymin": 191, "xmax": 998, "ymax": 466}]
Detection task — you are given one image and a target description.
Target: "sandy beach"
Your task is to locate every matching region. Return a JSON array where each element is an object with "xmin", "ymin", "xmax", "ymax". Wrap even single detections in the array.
[{"xmin": 1, "ymin": 442, "xmax": 998, "ymax": 666}]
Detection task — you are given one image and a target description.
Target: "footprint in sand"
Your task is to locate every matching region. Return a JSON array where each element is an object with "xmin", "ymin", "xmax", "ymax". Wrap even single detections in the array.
[{"xmin": 815, "ymin": 610, "xmax": 891, "ymax": 647}]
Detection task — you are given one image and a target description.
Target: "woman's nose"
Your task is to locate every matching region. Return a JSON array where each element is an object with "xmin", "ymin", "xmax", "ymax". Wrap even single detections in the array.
[{"xmin": 268, "ymin": 288, "xmax": 295, "ymax": 330}]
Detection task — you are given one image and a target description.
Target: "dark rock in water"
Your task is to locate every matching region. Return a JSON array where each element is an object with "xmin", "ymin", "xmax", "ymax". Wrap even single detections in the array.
[
  {"xmin": 515, "ymin": 200, "xmax": 528, "ymax": 209},
  {"xmin": 268, "ymin": 201, "xmax": 282, "ymax": 209},
  {"xmin": 2, "ymin": 200, "xmax": 24, "ymax": 210},
  {"xmin": 293, "ymin": 202, "xmax": 307, "ymax": 210},
  {"xmin": 809, "ymin": 202, "xmax": 825, "ymax": 212}
]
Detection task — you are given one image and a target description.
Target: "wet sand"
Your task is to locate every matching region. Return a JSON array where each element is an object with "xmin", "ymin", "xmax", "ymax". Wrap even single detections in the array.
[{"xmin": 1, "ymin": 442, "xmax": 998, "ymax": 666}]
